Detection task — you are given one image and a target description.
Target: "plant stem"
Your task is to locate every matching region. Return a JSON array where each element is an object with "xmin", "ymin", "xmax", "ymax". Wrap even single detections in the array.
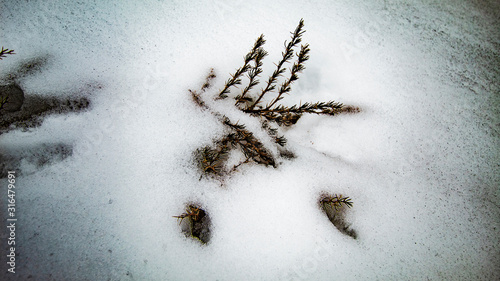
[
  {"xmin": 246, "ymin": 19, "xmax": 305, "ymax": 110},
  {"xmin": 218, "ymin": 35, "xmax": 266, "ymax": 99}
]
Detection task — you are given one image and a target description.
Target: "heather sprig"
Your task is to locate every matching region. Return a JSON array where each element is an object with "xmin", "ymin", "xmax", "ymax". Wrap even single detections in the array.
[
  {"xmin": 248, "ymin": 19, "xmax": 306, "ymax": 110},
  {"xmin": 218, "ymin": 35, "xmax": 266, "ymax": 99},
  {"xmin": 320, "ymin": 194, "xmax": 353, "ymax": 211},
  {"xmin": 173, "ymin": 204, "xmax": 211, "ymax": 244},
  {"xmin": 0, "ymin": 47, "xmax": 15, "ymax": 60},
  {"xmin": 189, "ymin": 19, "xmax": 358, "ymax": 179}
]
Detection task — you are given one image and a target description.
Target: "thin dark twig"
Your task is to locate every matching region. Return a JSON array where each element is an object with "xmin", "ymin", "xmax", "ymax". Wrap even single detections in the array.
[
  {"xmin": 218, "ymin": 35, "xmax": 266, "ymax": 99},
  {"xmin": 247, "ymin": 19, "xmax": 305, "ymax": 110}
]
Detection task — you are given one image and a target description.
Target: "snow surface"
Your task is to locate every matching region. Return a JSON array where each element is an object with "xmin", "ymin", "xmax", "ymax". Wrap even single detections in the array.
[{"xmin": 1, "ymin": 0, "xmax": 499, "ymax": 280}]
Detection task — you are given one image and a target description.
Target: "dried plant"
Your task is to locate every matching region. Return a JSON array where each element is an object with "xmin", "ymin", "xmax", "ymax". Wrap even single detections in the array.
[
  {"xmin": 319, "ymin": 194, "xmax": 353, "ymax": 210},
  {"xmin": 173, "ymin": 204, "xmax": 211, "ymax": 244},
  {"xmin": 319, "ymin": 193, "xmax": 356, "ymax": 238},
  {"xmin": 190, "ymin": 19, "xmax": 359, "ymax": 180},
  {"xmin": 173, "ymin": 205, "xmax": 202, "ymax": 224},
  {"xmin": 0, "ymin": 46, "xmax": 15, "ymax": 60},
  {"xmin": 184, "ymin": 20, "xmax": 359, "ymax": 241}
]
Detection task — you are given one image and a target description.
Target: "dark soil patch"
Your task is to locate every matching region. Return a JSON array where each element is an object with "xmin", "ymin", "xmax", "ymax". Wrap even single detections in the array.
[
  {"xmin": 319, "ymin": 193, "xmax": 357, "ymax": 239},
  {"xmin": 0, "ymin": 93, "xmax": 91, "ymax": 132},
  {"xmin": 174, "ymin": 204, "xmax": 212, "ymax": 244},
  {"xmin": 0, "ymin": 143, "xmax": 72, "ymax": 178},
  {"xmin": 0, "ymin": 83, "xmax": 24, "ymax": 112}
]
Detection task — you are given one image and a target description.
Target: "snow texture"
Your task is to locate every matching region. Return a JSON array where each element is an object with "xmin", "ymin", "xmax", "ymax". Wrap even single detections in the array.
[{"xmin": 0, "ymin": 0, "xmax": 499, "ymax": 280}]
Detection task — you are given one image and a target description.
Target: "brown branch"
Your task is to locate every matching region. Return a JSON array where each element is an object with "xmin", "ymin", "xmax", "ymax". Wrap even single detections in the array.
[
  {"xmin": 218, "ymin": 35, "xmax": 266, "ymax": 99},
  {"xmin": 246, "ymin": 19, "xmax": 306, "ymax": 110},
  {"xmin": 236, "ymin": 48, "xmax": 267, "ymax": 106},
  {"xmin": 0, "ymin": 47, "xmax": 15, "ymax": 60},
  {"xmin": 266, "ymin": 43, "xmax": 310, "ymax": 110}
]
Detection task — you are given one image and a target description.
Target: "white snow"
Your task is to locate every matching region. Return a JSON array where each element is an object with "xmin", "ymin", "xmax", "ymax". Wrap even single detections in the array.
[{"xmin": 1, "ymin": 0, "xmax": 498, "ymax": 280}]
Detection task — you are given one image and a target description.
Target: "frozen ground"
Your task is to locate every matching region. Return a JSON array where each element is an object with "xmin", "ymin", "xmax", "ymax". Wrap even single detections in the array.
[{"xmin": 0, "ymin": 0, "xmax": 499, "ymax": 280}]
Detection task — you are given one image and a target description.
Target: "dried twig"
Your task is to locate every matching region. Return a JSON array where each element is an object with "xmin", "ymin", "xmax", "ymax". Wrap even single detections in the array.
[
  {"xmin": 0, "ymin": 47, "xmax": 15, "ymax": 60},
  {"xmin": 190, "ymin": 19, "xmax": 358, "ymax": 179}
]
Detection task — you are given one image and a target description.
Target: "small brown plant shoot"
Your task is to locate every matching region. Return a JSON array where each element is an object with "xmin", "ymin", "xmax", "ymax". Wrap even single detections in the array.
[
  {"xmin": 173, "ymin": 205, "xmax": 202, "ymax": 224},
  {"xmin": 173, "ymin": 204, "xmax": 211, "ymax": 244},
  {"xmin": 319, "ymin": 193, "xmax": 353, "ymax": 210},
  {"xmin": 0, "ymin": 47, "xmax": 15, "ymax": 60},
  {"xmin": 319, "ymin": 193, "xmax": 357, "ymax": 239}
]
